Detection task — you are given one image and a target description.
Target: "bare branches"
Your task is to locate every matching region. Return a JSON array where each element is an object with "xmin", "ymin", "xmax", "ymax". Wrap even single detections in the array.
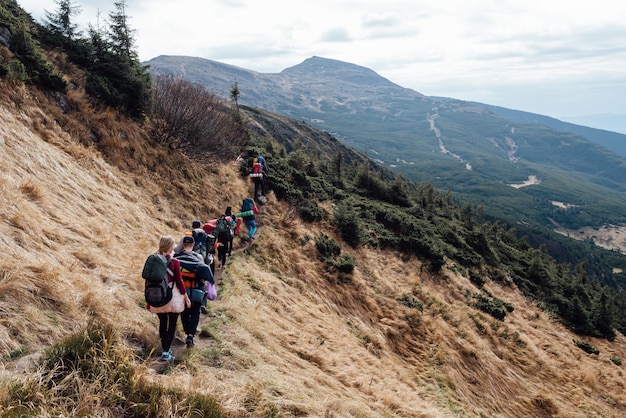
[{"xmin": 150, "ymin": 74, "xmax": 248, "ymax": 159}]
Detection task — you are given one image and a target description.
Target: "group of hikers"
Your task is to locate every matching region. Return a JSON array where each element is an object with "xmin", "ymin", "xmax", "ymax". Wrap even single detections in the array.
[{"xmin": 143, "ymin": 156, "xmax": 268, "ymax": 362}]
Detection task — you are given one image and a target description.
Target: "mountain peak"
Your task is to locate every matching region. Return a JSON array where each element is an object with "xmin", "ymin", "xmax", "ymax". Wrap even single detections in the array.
[{"xmin": 281, "ymin": 56, "xmax": 406, "ymax": 89}]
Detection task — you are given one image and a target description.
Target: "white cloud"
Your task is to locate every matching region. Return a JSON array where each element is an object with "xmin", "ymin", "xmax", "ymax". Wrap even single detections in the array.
[{"xmin": 17, "ymin": 0, "xmax": 626, "ymax": 124}]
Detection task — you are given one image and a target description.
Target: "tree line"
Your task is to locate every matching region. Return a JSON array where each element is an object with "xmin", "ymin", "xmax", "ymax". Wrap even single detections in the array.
[
  {"xmin": 245, "ymin": 114, "xmax": 626, "ymax": 342},
  {"xmin": 1, "ymin": 0, "xmax": 247, "ymax": 157}
]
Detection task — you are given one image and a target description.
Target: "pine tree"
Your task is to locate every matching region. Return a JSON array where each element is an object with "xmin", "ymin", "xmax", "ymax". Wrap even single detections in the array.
[
  {"xmin": 107, "ymin": 0, "xmax": 135, "ymax": 60},
  {"xmin": 230, "ymin": 80, "xmax": 240, "ymax": 111},
  {"xmin": 44, "ymin": 0, "xmax": 82, "ymax": 47},
  {"xmin": 592, "ymin": 292, "xmax": 616, "ymax": 340}
]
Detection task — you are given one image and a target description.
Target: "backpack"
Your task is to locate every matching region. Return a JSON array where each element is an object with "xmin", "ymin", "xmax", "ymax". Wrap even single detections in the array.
[
  {"xmin": 192, "ymin": 228, "xmax": 209, "ymax": 259},
  {"xmin": 227, "ymin": 216, "xmax": 236, "ymax": 238},
  {"xmin": 242, "ymin": 197, "xmax": 254, "ymax": 212},
  {"xmin": 206, "ymin": 233, "xmax": 216, "ymax": 254},
  {"xmin": 241, "ymin": 197, "xmax": 254, "ymax": 221},
  {"xmin": 215, "ymin": 217, "xmax": 230, "ymax": 242},
  {"xmin": 174, "ymin": 252, "xmax": 210, "ymax": 289},
  {"xmin": 142, "ymin": 254, "xmax": 173, "ymax": 307}
]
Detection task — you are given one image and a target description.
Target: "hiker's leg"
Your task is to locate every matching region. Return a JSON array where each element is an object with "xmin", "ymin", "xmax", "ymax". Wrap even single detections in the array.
[
  {"xmin": 162, "ymin": 313, "xmax": 178, "ymax": 352},
  {"xmin": 248, "ymin": 220, "xmax": 257, "ymax": 238},
  {"xmin": 157, "ymin": 313, "xmax": 168, "ymax": 349},
  {"xmin": 180, "ymin": 305, "xmax": 191, "ymax": 335},
  {"xmin": 187, "ymin": 302, "xmax": 201, "ymax": 337},
  {"xmin": 218, "ymin": 244, "xmax": 227, "ymax": 266},
  {"xmin": 244, "ymin": 220, "xmax": 253, "ymax": 237}
]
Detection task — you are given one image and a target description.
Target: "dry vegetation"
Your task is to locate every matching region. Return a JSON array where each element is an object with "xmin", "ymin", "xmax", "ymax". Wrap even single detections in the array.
[{"xmin": 0, "ymin": 79, "xmax": 625, "ymax": 417}]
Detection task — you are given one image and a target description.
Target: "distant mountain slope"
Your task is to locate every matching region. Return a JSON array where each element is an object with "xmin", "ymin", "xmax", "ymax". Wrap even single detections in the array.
[
  {"xmin": 145, "ymin": 55, "xmax": 626, "ymax": 232},
  {"xmin": 474, "ymin": 102, "xmax": 626, "ymax": 157}
]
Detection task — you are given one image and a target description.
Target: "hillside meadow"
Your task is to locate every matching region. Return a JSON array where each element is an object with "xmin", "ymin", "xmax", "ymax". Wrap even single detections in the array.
[{"xmin": 0, "ymin": 81, "xmax": 626, "ymax": 417}]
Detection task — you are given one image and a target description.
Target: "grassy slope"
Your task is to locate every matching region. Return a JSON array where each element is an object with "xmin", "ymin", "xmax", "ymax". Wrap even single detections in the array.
[{"xmin": 0, "ymin": 81, "xmax": 626, "ymax": 417}]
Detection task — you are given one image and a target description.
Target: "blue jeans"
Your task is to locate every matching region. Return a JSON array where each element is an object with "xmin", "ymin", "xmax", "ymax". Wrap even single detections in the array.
[{"xmin": 244, "ymin": 219, "xmax": 257, "ymax": 239}]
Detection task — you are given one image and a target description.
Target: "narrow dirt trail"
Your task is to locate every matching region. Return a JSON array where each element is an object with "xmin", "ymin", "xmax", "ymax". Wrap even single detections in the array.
[{"xmin": 147, "ymin": 199, "xmax": 266, "ymax": 373}]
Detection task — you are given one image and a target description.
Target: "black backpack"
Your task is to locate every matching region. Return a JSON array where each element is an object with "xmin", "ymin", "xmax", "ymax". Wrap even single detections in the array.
[
  {"xmin": 142, "ymin": 254, "xmax": 173, "ymax": 307},
  {"xmin": 174, "ymin": 252, "xmax": 213, "ymax": 289}
]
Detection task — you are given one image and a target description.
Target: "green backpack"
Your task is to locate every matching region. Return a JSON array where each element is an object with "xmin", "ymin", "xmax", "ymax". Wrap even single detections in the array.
[{"xmin": 142, "ymin": 254, "xmax": 173, "ymax": 307}]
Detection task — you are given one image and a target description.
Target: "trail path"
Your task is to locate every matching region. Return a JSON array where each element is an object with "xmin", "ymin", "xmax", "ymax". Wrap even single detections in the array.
[{"xmin": 147, "ymin": 200, "xmax": 265, "ymax": 373}]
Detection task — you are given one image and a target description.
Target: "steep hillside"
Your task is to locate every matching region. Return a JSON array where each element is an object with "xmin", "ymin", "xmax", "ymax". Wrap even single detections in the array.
[{"xmin": 1, "ymin": 78, "xmax": 626, "ymax": 417}]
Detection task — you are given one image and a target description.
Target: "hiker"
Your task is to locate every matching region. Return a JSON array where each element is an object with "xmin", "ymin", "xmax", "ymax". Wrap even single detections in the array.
[
  {"xmin": 238, "ymin": 197, "xmax": 260, "ymax": 241},
  {"xmin": 224, "ymin": 206, "xmax": 237, "ymax": 256},
  {"xmin": 191, "ymin": 220, "xmax": 210, "ymax": 263},
  {"xmin": 147, "ymin": 235, "xmax": 190, "ymax": 361},
  {"xmin": 215, "ymin": 214, "xmax": 231, "ymax": 269},
  {"xmin": 174, "ymin": 235, "xmax": 211, "ymax": 348},
  {"xmin": 251, "ymin": 156, "xmax": 269, "ymax": 200},
  {"xmin": 175, "ymin": 221, "xmax": 215, "ymax": 272}
]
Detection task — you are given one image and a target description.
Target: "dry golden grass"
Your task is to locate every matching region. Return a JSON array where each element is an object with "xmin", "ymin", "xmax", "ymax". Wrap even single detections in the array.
[{"xmin": 0, "ymin": 79, "xmax": 625, "ymax": 417}]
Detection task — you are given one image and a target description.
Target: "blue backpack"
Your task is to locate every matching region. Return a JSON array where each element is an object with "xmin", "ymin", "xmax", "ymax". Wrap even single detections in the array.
[
  {"xmin": 242, "ymin": 198, "xmax": 254, "ymax": 212},
  {"xmin": 241, "ymin": 198, "xmax": 254, "ymax": 220}
]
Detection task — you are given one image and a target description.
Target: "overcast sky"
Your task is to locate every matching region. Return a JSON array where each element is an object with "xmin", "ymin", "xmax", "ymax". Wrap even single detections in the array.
[{"xmin": 19, "ymin": 0, "xmax": 626, "ymax": 132}]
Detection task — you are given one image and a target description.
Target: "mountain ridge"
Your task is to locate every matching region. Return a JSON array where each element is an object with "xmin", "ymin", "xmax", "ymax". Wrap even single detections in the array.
[{"xmin": 145, "ymin": 55, "xmax": 626, "ymax": 236}]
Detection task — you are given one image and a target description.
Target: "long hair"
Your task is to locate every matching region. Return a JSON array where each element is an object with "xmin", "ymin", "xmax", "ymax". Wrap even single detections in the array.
[{"xmin": 158, "ymin": 236, "xmax": 175, "ymax": 255}]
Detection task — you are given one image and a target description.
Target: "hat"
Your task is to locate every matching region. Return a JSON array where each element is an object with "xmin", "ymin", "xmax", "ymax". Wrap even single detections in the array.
[
  {"xmin": 182, "ymin": 236, "xmax": 195, "ymax": 245},
  {"xmin": 192, "ymin": 220, "xmax": 201, "ymax": 229}
]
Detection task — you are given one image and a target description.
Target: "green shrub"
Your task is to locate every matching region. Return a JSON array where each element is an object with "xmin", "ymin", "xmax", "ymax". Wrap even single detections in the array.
[
  {"xmin": 315, "ymin": 233, "xmax": 341, "ymax": 261},
  {"xmin": 573, "ymin": 339, "xmax": 599, "ymax": 355},
  {"xmin": 299, "ymin": 200, "xmax": 326, "ymax": 222},
  {"xmin": 335, "ymin": 254, "xmax": 355, "ymax": 274},
  {"xmin": 473, "ymin": 294, "xmax": 514, "ymax": 320},
  {"xmin": 469, "ymin": 270, "xmax": 485, "ymax": 288},
  {"xmin": 398, "ymin": 294, "xmax": 424, "ymax": 311},
  {"xmin": 333, "ymin": 202, "xmax": 363, "ymax": 248}
]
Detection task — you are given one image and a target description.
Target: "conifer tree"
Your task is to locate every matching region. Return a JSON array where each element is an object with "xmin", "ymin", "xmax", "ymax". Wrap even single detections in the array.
[
  {"xmin": 592, "ymin": 292, "xmax": 616, "ymax": 340},
  {"xmin": 44, "ymin": 0, "xmax": 81, "ymax": 47},
  {"xmin": 81, "ymin": 0, "xmax": 151, "ymax": 118},
  {"xmin": 107, "ymin": 0, "xmax": 135, "ymax": 60},
  {"xmin": 230, "ymin": 80, "xmax": 240, "ymax": 111}
]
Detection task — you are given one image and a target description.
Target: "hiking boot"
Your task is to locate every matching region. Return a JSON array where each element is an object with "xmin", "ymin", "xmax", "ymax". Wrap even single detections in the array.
[
  {"xmin": 185, "ymin": 335, "xmax": 194, "ymax": 348},
  {"xmin": 161, "ymin": 350, "xmax": 175, "ymax": 361}
]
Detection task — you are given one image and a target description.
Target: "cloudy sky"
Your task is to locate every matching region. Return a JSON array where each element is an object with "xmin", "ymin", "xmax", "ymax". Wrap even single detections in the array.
[{"xmin": 20, "ymin": 0, "xmax": 626, "ymax": 132}]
